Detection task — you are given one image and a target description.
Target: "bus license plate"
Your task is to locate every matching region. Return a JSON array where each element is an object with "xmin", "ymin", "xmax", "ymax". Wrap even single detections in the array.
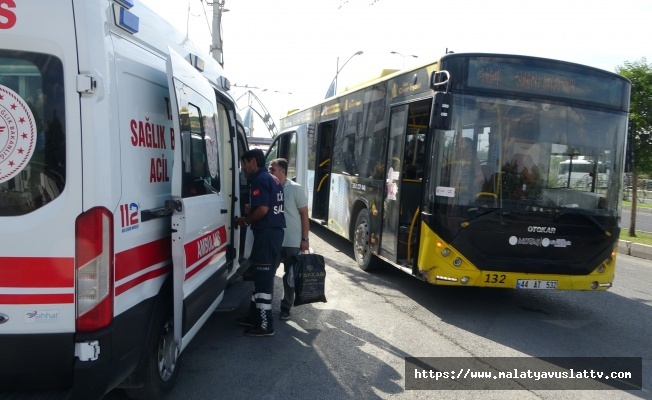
[{"xmin": 516, "ymin": 279, "xmax": 558, "ymax": 289}]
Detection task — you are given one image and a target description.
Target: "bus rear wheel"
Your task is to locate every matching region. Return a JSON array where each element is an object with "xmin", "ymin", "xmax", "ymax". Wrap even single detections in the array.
[{"xmin": 354, "ymin": 209, "xmax": 378, "ymax": 271}]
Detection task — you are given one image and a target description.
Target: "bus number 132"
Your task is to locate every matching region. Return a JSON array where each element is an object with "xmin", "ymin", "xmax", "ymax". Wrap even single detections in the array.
[{"xmin": 485, "ymin": 274, "xmax": 507, "ymax": 284}]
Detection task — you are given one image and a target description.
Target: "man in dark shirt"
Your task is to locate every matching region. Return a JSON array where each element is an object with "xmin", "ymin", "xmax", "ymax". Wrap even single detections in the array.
[{"xmin": 235, "ymin": 149, "xmax": 285, "ymax": 336}]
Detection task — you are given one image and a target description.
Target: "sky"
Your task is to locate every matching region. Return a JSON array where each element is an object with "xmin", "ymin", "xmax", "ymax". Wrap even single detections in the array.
[{"xmin": 140, "ymin": 0, "xmax": 652, "ymax": 138}]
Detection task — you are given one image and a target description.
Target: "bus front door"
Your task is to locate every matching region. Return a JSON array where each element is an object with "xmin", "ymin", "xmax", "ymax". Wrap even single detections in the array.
[
  {"xmin": 380, "ymin": 105, "xmax": 408, "ymax": 263},
  {"xmin": 312, "ymin": 120, "xmax": 335, "ymax": 223},
  {"xmin": 381, "ymin": 100, "xmax": 428, "ymax": 267}
]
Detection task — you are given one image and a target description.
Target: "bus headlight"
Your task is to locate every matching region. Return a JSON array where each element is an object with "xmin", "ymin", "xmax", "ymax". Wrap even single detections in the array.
[
  {"xmin": 453, "ymin": 257, "xmax": 462, "ymax": 267},
  {"xmin": 460, "ymin": 276, "xmax": 470, "ymax": 285},
  {"xmin": 441, "ymin": 248, "xmax": 450, "ymax": 257}
]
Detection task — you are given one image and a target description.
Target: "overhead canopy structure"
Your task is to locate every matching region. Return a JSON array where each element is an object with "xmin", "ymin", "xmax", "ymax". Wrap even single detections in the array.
[{"xmin": 237, "ymin": 90, "xmax": 278, "ymax": 137}]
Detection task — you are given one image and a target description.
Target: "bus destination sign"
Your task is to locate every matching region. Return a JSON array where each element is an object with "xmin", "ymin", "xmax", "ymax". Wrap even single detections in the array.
[{"xmin": 466, "ymin": 57, "xmax": 625, "ymax": 108}]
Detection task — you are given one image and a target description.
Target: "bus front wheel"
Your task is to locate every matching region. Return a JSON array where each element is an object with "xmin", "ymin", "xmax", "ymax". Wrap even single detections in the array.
[{"xmin": 354, "ymin": 209, "xmax": 378, "ymax": 271}]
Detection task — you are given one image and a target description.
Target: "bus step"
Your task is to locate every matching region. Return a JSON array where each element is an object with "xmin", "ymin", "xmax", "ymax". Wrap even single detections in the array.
[
  {"xmin": 214, "ymin": 280, "xmax": 253, "ymax": 312},
  {"xmin": 396, "ymin": 261, "xmax": 416, "ymax": 275}
]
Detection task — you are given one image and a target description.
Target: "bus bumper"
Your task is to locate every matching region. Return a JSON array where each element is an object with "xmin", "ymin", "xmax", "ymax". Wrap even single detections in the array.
[{"xmin": 422, "ymin": 268, "xmax": 614, "ymax": 290}]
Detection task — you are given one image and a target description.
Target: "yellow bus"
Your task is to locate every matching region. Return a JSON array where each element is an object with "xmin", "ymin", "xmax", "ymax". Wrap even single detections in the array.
[{"xmin": 267, "ymin": 53, "xmax": 630, "ymax": 291}]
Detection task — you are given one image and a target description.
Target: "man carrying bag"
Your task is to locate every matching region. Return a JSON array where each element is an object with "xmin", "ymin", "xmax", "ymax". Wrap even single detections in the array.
[{"xmin": 268, "ymin": 158, "xmax": 311, "ymax": 320}]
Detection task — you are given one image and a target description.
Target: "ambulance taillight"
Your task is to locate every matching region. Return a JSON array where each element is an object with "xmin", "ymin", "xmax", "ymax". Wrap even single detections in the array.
[{"xmin": 75, "ymin": 207, "xmax": 114, "ymax": 332}]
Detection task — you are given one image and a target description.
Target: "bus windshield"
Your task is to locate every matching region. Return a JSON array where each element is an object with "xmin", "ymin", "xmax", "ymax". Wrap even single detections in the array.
[{"xmin": 430, "ymin": 94, "xmax": 627, "ymax": 216}]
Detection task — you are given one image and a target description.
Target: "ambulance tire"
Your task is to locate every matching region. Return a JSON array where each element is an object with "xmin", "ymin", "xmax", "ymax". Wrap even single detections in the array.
[
  {"xmin": 353, "ymin": 209, "xmax": 379, "ymax": 271},
  {"xmin": 125, "ymin": 304, "xmax": 180, "ymax": 400}
]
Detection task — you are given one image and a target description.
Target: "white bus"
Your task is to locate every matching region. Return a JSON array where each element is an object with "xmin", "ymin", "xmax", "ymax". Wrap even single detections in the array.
[{"xmin": 557, "ymin": 158, "xmax": 608, "ymax": 189}]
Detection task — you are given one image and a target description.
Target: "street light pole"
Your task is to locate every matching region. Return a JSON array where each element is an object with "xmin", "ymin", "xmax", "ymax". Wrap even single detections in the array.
[
  {"xmin": 390, "ymin": 51, "xmax": 418, "ymax": 69},
  {"xmin": 325, "ymin": 50, "xmax": 363, "ymax": 98}
]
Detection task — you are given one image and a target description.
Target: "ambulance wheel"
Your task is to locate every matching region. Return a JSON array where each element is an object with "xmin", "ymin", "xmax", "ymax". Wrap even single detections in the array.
[
  {"xmin": 126, "ymin": 307, "xmax": 180, "ymax": 400},
  {"xmin": 354, "ymin": 209, "xmax": 378, "ymax": 271}
]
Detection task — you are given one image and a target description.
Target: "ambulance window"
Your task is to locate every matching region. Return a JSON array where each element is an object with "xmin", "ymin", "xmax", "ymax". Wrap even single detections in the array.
[
  {"xmin": 204, "ymin": 107, "xmax": 220, "ymax": 192},
  {"xmin": 0, "ymin": 52, "xmax": 66, "ymax": 216},
  {"xmin": 181, "ymin": 103, "xmax": 219, "ymax": 197}
]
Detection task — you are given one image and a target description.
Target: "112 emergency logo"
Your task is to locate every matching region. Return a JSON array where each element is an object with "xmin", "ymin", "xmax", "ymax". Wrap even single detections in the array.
[{"xmin": 0, "ymin": 84, "xmax": 37, "ymax": 183}]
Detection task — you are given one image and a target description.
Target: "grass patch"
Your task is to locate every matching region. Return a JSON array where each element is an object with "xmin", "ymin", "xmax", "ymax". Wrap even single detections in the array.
[
  {"xmin": 622, "ymin": 195, "xmax": 652, "ymax": 245},
  {"xmin": 622, "ymin": 199, "xmax": 652, "ymax": 209},
  {"xmin": 620, "ymin": 229, "xmax": 652, "ymax": 246}
]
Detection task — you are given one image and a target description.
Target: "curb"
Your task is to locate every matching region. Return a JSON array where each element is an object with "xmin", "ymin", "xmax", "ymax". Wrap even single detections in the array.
[{"xmin": 618, "ymin": 240, "xmax": 652, "ymax": 260}]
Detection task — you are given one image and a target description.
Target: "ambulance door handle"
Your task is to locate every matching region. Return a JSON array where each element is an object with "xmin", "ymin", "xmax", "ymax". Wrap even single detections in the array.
[
  {"xmin": 165, "ymin": 199, "xmax": 183, "ymax": 213},
  {"xmin": 220, "ymin": 209, "xmax": 228, "ymax": 214}
]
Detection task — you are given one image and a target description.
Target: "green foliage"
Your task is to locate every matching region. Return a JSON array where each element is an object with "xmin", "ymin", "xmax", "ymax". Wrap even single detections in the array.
[{"xmin": 616, "ymin": 58, "xmax": 652, "ymax": 174}]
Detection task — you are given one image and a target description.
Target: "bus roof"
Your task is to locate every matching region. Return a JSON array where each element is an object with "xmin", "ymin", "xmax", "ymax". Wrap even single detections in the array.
[{"xmin": 282, "ymin": 52, "xmax": 631, "ymax": 120}]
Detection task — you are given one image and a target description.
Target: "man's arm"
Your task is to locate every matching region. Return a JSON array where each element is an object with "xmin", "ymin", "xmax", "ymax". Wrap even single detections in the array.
[
  {"xmin": 299, "ymin": 205, "xmax": 310, "ymax": 251},
  {"xmin": 236, "ymin": 206, "xmax": 268, "ymax": 227}
]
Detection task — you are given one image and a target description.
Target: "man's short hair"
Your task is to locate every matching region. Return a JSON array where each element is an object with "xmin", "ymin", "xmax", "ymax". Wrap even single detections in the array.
[
  {"xmin": 241, "ymin": 149, "xmax": 265, "ymax": 168},
  {"xmin": 270, "ymin": 158, "xmax": 288, "ymax": 174}
]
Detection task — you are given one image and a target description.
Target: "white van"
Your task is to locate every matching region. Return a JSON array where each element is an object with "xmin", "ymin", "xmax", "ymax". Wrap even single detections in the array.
[{"xmin": 0, "ymin": 1, "xmax": 252, "ymax": 399}]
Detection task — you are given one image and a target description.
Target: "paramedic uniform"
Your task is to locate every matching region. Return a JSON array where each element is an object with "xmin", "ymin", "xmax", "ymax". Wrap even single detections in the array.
[{"xmin": 248, "ymin": 167, "xmax": 285, "ymax": 332}]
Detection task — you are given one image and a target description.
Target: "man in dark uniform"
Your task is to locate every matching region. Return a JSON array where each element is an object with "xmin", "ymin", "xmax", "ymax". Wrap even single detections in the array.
[{"xmin": 235, "ymin": 149, "xmax": 285, "ymax": 336}]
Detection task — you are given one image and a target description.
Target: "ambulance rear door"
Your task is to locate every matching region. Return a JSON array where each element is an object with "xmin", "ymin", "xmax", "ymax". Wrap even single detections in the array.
[{"xmin": 166, "ymin": 48, "xmax": 229, "ymax": 352}]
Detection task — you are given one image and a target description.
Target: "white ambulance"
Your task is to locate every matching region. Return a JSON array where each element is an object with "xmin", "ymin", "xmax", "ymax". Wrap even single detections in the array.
[{"xmin": 0, "ymin": 1, "xmax": 253, "ymax": 399}]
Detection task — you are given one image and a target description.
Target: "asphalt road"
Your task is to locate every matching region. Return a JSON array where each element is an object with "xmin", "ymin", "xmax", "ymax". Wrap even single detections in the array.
[
  {"xmin": 621, "ymin": 207, "xmax": 652, "ymax": 232},
  {"xmin": 106, "ymin": 223, "xmax": 652, "ymax": 400}
]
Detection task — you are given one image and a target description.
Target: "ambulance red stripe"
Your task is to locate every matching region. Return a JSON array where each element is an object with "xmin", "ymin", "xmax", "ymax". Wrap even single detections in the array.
[
  {"xmin": 113, "ymin": 237, "xmax": 172, "ymax": 295},
  {"xmin": 115, "ymin": 237, "xmax": 172, "ymax": 281},
  {"xmin": 184, "ymin": 226, "xmax": 227, "ymax": 267},
  {"xmin": 115, "ymin": 263, "xmax": 171, "ymax": 296},
  {"xmin": 185, "ymin": 248, "xmax": 226, "ymax": 280},
  {"xmin": 0, "ymin": 293, "xmax": 74, "ymax": 304},
  {"xmin": 183, "ymin": 226, "xmax": 227, "ymax": 280},
  {"xmin": 0, "ymin": 257, "xmax": 74, "ymax": 287}
]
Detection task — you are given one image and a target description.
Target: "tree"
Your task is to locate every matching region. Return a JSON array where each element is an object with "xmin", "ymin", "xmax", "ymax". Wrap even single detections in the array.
[{"xmin": 616, "ymin": 58, "xmax": 652, "ymax": 237}]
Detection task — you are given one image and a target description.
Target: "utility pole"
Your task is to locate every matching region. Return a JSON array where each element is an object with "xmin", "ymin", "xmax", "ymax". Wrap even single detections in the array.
[{"xmin": 210, "ymin": 0, "xmax": 227, "ymax": 67}]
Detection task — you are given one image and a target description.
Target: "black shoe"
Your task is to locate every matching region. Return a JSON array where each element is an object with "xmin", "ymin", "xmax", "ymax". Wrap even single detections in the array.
[
  {"xmin": 279, "ymin": 309, "xmax": 291, "ymax": 320},
  {"xmin": 244, "ymin": 327, "xmax": 275, "ymax": 337},
  {"xmin": 236, "ymin": 317, "xmax": 256, "ymax": 327}
]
